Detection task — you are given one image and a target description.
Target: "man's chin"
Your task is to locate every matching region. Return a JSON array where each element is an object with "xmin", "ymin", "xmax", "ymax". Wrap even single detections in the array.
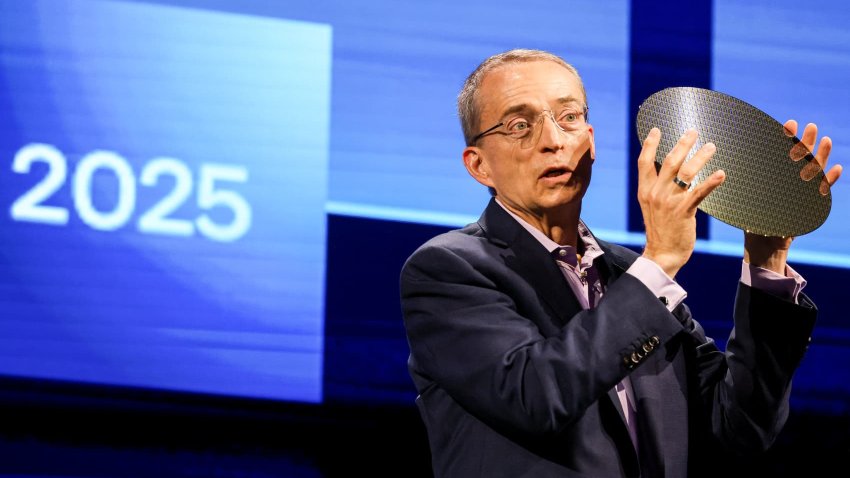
[{"xmin": 541, "ymin": 186, "xmax": 586, "ymax": 208}]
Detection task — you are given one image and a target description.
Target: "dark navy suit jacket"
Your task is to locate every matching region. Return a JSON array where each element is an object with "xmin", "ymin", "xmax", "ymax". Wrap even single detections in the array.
[{"xmin": 400, "ymin": 198, "xmax": 817, "ymax": 477}]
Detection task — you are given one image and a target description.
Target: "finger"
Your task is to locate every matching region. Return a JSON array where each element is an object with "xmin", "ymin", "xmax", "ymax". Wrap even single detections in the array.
[
  {"xmin": 800, "ymin": 122, "xmax": 818, "ymax": 153},
  {"xmin": 783, "ymin": 119, "xmax": 798, "ymax": 137},
  {"xmin": 677, "ymin": 142, "xmax": 717, "ymax": 184},
  {"xmin": 659, "ymin": 129, "xmax": 698, "ymax": 182},
  {"xmin": 819, "ymin": 164, "xmax": 843, "ymax": 196},
  {"xmin": 826, "ymin": 164, "xmax": 843, "ymax": 186},
  {"xmin": 686, "ymin": 169, "xmax": 726, "ymax": 213},
  {"xmin": 814, "ymin": 135, "xmax": 832, "ymax": 170},
  {"xmin": 637, "ymin": 127, "xmax": 661, "ymax": 189}
]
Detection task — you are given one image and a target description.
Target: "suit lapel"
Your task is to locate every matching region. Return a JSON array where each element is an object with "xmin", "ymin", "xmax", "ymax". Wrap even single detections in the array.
[
  {"xmin": 477, "ymin": 199, "xmax": 582, "ymax": 325},
  {"xmin": 480, "ymin": 200, "xmax": 656, "ymax": 469},
  {"xmin": 593, "ymin": 236, "xmax": 635, "ymax": 284}
]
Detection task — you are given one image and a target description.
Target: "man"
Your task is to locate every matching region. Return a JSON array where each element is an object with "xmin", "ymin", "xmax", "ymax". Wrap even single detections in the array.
[{"xmin": 399, "ymin": 49, "xmax": 842, "ymax": 477}]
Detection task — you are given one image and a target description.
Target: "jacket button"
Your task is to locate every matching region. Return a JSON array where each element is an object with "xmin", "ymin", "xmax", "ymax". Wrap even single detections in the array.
[{"xmin": 649, "ymin": 336, "xmax": 660, "ymax": 346}]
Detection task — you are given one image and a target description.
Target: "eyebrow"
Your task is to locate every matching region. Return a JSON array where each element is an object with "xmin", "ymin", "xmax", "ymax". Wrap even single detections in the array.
[
  {"xmin": 498, "ymin": 96, "xmax": 584, "ymax": 119},
  {"xmin": 554, "ymin": 96, "xmax": 583, "ymax": 108}
]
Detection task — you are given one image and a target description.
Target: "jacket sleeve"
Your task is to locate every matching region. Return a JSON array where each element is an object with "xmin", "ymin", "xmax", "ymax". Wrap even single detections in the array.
[{"xmin": 687, "ymin": 282, "xmax": 817, "ymax": 453}]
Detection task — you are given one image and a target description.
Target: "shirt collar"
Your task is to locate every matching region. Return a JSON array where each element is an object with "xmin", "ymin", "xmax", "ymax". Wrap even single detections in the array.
[{"xmin": 494, "ymin": 198, "xmax": 604, "ymax": 263}]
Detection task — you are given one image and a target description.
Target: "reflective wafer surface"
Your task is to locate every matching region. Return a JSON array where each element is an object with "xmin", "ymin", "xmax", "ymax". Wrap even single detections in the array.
[{"xmin": 636, "ymin": 87, "xmax": 832, "ymax": 237}]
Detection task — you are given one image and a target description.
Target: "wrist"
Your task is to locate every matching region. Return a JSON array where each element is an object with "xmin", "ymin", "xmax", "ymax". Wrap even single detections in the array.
[
  {"xmin": 641, "ymin": 251, "xmax": 683, "ymax": 279},
  {"xmin": 744, "ymin": 249, "xmax": 788, "ymax": 275},
  {"xmin": 743, "ymin": 234, "xmax": 791, "ymax": 275}
]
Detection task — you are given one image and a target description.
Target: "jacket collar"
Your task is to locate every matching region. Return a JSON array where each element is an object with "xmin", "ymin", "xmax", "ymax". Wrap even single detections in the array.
[
  {"xmin": 478, "ymin": 197, "xmax": 635, "ymax": 275},
  {"xmin": 479, "ymin": 198, "xmax": 579, "ymax": 322},
  {"xmin": 476, "ymin": 197, "xmax": 637, "ymax": 323}
]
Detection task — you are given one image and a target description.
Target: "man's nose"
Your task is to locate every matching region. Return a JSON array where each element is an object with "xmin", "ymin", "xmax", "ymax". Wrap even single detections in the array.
[{"xmin": 535, "ymin": 111, "xmax": 566, "ymax": 150}]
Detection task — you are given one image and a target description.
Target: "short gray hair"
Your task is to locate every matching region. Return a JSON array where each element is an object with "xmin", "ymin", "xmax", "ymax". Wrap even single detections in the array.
[{"xmin": 457, "ymin": 49, "xmax": 586, "ymax": 147}]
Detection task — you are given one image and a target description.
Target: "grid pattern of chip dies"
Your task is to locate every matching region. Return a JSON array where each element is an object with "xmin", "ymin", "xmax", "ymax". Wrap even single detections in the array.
[{"xmin": 636, "ymin": 87, "xmax": 832, "ymax": 237}]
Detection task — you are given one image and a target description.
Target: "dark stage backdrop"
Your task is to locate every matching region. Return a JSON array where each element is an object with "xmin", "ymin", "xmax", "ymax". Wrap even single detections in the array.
[{"xmin": 1, "ymin": 1, "xmax": 849, "ymax": 469}]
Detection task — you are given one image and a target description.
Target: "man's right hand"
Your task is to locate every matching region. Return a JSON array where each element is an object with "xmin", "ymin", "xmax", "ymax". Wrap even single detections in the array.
[{"xmin": 637, "ymin": 128, "xmax": 726, "ymax": 279}]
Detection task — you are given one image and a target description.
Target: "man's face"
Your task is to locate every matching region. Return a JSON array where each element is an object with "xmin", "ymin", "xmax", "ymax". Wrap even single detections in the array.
[{"xmin": 463, "ymin": 60, "xmax": 595, "ymax": 220}]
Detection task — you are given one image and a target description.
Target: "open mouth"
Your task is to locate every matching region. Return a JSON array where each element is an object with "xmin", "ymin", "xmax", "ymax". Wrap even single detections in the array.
[{"xmin": 541, "ymin": 168, "xmax": 569, "ymax": 178}]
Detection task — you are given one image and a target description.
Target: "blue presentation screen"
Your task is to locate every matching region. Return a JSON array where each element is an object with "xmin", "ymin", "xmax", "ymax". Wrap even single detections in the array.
[
  {"xmin": 1, "ymin": 0, "xmax": 847, "ymax": 405},
  {"xmin": 0, "ymin": 0, "xmax": 331, "ymax": 402},
  {"xmin": 0, "ymin": 0, "xmax": 632, "ymax": 402}
]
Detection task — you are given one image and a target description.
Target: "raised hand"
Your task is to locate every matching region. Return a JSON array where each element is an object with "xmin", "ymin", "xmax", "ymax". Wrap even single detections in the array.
[
  {"xmin": 744, "ymin": 120, "xmax": 843, "ymax": 274},
  {"xmin": 637, "ymin": 128, "xmax": 726, "ymax": 278}
]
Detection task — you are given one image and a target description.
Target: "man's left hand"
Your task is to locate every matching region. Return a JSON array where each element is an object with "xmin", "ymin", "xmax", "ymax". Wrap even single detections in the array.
[{"xmin": 744, "ymin": 120, "xmax": 843, "ymax": 274}]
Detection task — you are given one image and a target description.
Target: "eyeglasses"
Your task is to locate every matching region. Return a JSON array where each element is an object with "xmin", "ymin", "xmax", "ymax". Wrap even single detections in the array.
[{"xmin": 471, "ymin": 106, "xmax": 589, "ymax": 148}]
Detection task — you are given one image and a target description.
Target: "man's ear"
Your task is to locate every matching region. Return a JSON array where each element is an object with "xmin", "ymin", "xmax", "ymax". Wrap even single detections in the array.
[{"xmin": 463, "ymin": 147, "xmax": 495, "ymax": 188}]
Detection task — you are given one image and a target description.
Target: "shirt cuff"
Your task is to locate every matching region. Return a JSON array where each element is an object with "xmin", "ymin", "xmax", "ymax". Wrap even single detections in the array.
[
  {"xmin": 626, "ymin": 257, "xmax": 687, "ymax": 311},
  {"xmin": 740, "ymin": 261, "xmax": 806, "ymax": 303}
]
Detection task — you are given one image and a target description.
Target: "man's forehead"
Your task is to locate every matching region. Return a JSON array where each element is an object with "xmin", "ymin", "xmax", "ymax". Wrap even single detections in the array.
[
  {"xmin": 478, "ymin": 61, "xmax": 583, "ymax": 116},
  {"xmin": 484, "ymin": 60, "xmax": 577, "ymax": 86}
]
